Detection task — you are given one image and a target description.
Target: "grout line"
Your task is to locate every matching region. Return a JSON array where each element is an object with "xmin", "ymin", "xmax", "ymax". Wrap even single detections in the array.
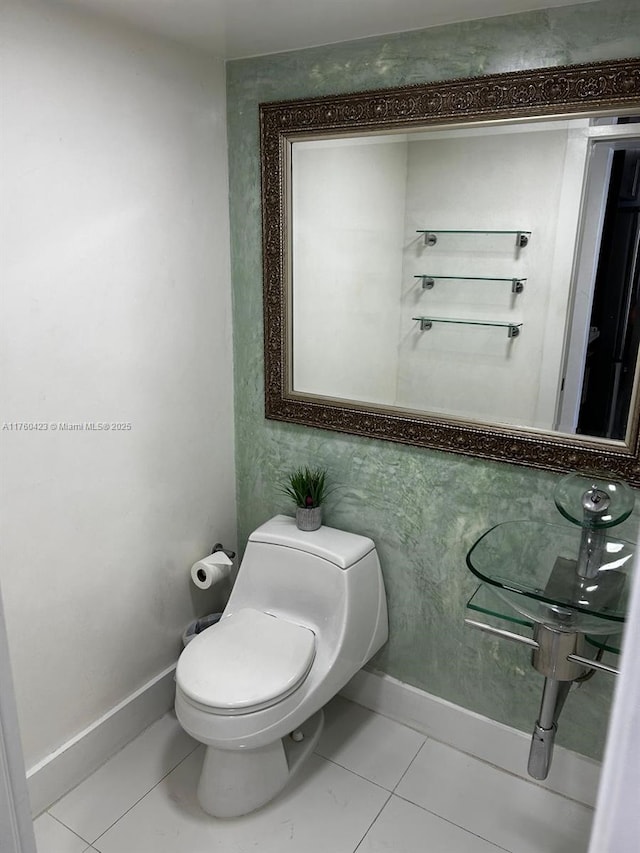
[
  {"xmin": 352, "ymin": 791, "xmax": 393, "ymax": 853},
  {"xmin": 340, "ymin": 702, "xmax": 427, "ymax": 737},
  {"xmin": 40, "ymin": 710, "xmax": 184, "ymax": 817},
  {"xmin": 418, "ymin": 734, "xmax": 595, "ymax": 810},
  {"xmin": 88, "ymin": 742, "xmax": 201, "ymax": 846},
  {"xmin": 391, "ymin": 736, "xmax": 429, "ymax": 793},
  {"xmin": 312, "ymin": 752, "xmax": 393, "ymax": 793},
  {"xmin": 313, "ymin": 699, "xmax": 428, "ymax": 791},
  {"xmin": 43, "ymin": 812, "xmax": 93, "ymax": 847},
  {"xmin": 391, "ymin": 734, "xmax": 586, "ymax": 851},
  {"xmin": 342, "ymin": 690, "xmax": 599, "ymax": 809},
  {"xmin": 391, "ymin": 792, "xmax": 513, "ymax": 853}
]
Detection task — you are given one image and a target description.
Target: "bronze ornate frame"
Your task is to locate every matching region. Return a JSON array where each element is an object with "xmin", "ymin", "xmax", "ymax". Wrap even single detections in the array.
[{"xmin": 259, "ymin": 58, "xmax": 640, "ymax": 485}]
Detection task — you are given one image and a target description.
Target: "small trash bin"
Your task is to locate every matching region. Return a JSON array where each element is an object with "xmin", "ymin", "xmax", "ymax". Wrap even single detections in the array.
[{"xmin": 182, "ymin": 612, "xmax": 223, "ymax": 647}]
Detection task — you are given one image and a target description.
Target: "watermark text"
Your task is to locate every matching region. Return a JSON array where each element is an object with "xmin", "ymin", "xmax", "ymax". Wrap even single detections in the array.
[{"xmin": 2, "ymin": 422, "xmax": 132, "ymax": 432}]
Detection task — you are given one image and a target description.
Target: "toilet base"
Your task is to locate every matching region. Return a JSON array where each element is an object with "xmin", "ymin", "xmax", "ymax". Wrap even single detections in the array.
[{"xmin": 197, "ymin": 709, "xmax": 324, "ymax": 818}]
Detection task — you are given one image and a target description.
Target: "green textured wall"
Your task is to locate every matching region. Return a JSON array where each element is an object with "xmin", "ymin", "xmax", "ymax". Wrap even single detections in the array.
[{"xmin": 227, "ymin": 0, "xmax": 640, "ymax": 760}]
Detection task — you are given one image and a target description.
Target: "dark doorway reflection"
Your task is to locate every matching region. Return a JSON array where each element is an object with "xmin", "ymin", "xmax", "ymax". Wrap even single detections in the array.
[{"xmin": 578, "ymin": 144, "xmax": 640, "ymax": 439}]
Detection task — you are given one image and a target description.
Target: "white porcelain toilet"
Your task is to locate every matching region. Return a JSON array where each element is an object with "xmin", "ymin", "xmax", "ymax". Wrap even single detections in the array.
[{"xmin": 175, "ymin": 514, "xmax": 388, "ymax": 818}]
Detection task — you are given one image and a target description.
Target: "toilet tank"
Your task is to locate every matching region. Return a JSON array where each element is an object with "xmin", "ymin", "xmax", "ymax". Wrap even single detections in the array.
[{"xmin": 226, "ymin": 515, "xmax": 388, "ymax": 667}]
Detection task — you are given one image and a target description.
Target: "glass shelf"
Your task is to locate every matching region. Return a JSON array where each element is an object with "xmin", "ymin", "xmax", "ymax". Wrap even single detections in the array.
[
  {"xmin": 415, "ymin": 275, "xmax": 525, "ymax": 293},
  {"xmin": 466, "ymin": 520, "xmax": 635, "ymax": 630},
  {"xmin": 413, "ymin": 317, "xmax": 522, "ymax": 338},
  {"xmin": 467, "ymin": 584, "xmax": 623, "ymax": 654},
  {"xmin": 586, "ymin": 633, "xmax": 624, "ymax": 655},
  {"xmin": 416, "ymin": 229, "xmax": 531, "ymax": 248},
  {"xmin": 467, "ymin": 583, "xmax": 532, "ymax": 630}
]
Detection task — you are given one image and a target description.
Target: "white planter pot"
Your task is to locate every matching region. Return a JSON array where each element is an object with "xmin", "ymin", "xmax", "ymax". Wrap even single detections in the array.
[{"xmin": 295, "ymin": 506, "xmax": 322, "ymax": 531}]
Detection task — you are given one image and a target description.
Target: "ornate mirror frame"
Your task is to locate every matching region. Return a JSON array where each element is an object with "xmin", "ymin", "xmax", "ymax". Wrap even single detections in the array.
[{"xmin": 260, "ymin": 58, "xmax": 640, "ymax": 485}]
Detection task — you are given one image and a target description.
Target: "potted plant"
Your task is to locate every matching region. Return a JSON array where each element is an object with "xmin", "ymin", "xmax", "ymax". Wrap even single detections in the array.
[{"xmin": 281, "ymin": 466, "xmax": 330, "ymax": 531}]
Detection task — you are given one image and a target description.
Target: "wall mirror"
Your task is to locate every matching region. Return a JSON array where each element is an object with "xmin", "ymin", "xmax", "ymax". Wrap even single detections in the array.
[{"xmin": 260, "ymin": 58, "xmax": 640, "ymax": 485}]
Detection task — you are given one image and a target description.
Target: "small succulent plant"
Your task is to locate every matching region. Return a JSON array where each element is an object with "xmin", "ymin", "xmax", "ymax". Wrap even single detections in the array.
[{"xmin": 281, "ymin": 466, "xmax": 330, "ymax": 509}]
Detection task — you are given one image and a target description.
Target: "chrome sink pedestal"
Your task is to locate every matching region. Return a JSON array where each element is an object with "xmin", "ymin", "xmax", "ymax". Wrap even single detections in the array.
[
  {"xmin": 465, "ymin": 609, "xmax": 620, "ymax": 780},
  {"xmin": 528, "ymin": 626, "xmax": 586, "ymax": 779},
  {"xmin": 528, "ymin": 673, "xmax": 571, "ymax": 781}
]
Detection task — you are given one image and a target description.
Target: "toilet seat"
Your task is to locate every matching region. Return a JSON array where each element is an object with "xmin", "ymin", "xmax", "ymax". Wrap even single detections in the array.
[{"xmin": 176, "ymin": 608, "xmax": 316, "ymax": 715}]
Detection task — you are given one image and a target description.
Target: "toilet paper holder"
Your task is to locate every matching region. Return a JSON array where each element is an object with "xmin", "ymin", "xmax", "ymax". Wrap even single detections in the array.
[
  {"xmin": 212, "ymin": 543, "xmax": 236, "ymax": 560},
  {"xmin": 191, "ymin": 544, "xmax": 236, "ymax": 590}
]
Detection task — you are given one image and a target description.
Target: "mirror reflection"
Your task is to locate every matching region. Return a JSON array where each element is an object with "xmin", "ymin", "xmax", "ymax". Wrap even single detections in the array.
[{"xmin": 291, "ymin": 115, "xmax": 640, "ymax": 442}]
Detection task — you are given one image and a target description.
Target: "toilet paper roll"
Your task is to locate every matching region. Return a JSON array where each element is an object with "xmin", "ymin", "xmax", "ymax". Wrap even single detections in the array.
[{"xmin": 190, "ymin": 552, "xmax": 233, "ymax": 590}]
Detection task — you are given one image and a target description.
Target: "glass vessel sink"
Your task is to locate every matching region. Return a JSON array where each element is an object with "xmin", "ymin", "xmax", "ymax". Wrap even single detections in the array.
[{"xmin": 466, "ymin": 520, "xmax": 635, "ymax": 633}]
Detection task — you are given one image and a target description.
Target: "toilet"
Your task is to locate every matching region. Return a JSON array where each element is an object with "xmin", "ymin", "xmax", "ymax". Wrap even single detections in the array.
[{"xmin": 175, "ymin": 514, "xmax": 388, "ymax": 818}]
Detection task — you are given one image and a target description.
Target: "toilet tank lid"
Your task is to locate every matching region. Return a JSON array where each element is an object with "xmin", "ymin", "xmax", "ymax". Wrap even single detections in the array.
[{"xmin": 248, "ymin": 515, "xmax": 375, "ymax": 569}]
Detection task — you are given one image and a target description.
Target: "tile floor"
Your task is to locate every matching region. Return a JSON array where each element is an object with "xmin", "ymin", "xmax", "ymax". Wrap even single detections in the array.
[{"xmin": 34, "ymin": 697, "xmax": 594, "ymax": 853}]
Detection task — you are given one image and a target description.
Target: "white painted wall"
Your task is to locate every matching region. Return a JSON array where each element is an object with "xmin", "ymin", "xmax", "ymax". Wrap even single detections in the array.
[
  {"xmin": 0, "ymin": 0, "xmax": 236, "ymax": 771},
  {"xmin": 292, "ymin": 138, "xmax": 407, "ymax": 404},
  {"xmin": 398, "ymin": 122, "xmax": 587, "ymax": 429}
]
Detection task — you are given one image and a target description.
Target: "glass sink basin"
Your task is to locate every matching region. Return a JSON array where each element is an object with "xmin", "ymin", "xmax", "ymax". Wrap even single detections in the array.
[{"xmin": 466, "ymin": 520, "xmax": 635, "ymax": 633}]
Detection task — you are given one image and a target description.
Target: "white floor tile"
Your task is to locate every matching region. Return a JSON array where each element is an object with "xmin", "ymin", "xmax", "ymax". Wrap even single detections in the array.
[
  {"xmin": 358, "ymin": 795, "xmax": 509, "ymax": 853},
  {"xmin": 33, "ymin": 812, "xmax": 89, "ymax": 853},
  {"xmin": 316, "ymin": 697, "xmax": 425, "ymax": 790},
  {"xmin": 49, "ymin": 712, "xmax": 197, "ymax": 843},
  {"xmin": 93, "ymin": 747, "xmax": 390, "ymax": 853},
  {"xmin": 395, "ymin": 739, "xmax": 593, "ymax": 853}
]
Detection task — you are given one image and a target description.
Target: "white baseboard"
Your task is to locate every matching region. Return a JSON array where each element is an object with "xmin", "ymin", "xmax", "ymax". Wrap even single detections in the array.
[
  {"xmin": 26, "ymin": 664, "xmax": 177, "ymax": 817},
  {"xmin": 24, "ymin": 664, "xmax": 601, "ymax": 816},
  {"xmin": 341, "ymin": 669, "xmax": 601, "ymax": 808}
]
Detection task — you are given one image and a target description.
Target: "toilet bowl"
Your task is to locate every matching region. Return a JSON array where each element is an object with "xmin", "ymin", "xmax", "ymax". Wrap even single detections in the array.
[{"xmin": 175, "ymin": 514, "xmax": 388, "ymax": 817}]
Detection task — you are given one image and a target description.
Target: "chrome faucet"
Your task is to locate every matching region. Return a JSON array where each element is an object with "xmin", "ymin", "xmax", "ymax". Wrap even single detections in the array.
[{"xmin": 576, "ymin": 487, "xmax": 611, "ymax": 579}]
